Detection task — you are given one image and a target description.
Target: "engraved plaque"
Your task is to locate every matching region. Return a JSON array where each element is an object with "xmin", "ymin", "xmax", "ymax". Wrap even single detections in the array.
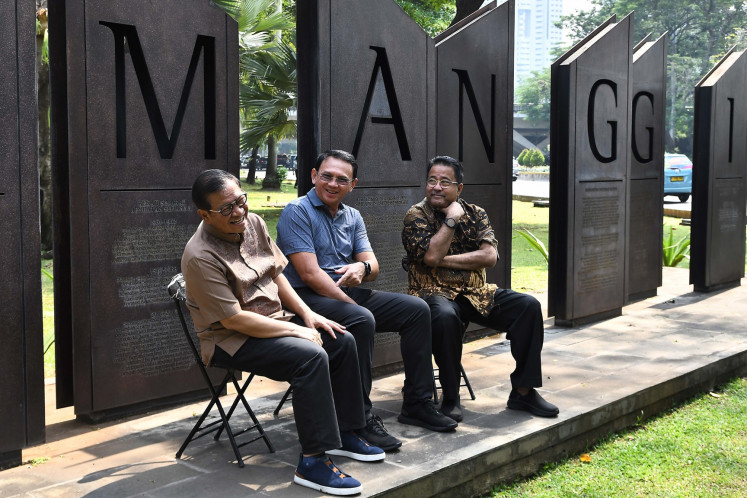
[
  {"xmin": 50, "ymin": 0, "xmax": 239, "ymax": 416},
  {"xmin": 691, "ymin": 49, "xmax": 747, "ymax": 292},
  {"xmin": 628, "ymin": 34, "xmax": 667, "ymax": 301},
  {"xmin": 549, "ymin": 14, "xmax": 632, "ymax": 326},
  {"xmin": 0, "ymin": 0, "xmax": 44, "ymax": 461}
]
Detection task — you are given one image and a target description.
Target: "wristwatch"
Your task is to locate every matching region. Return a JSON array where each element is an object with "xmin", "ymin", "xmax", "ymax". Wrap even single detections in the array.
[
  {"xmin": 362, "ymin": 260, "xmax": 372, "ymax": 277},
  {"xmin": 444, "ymin": 217, "xmax": 457, "ymax": 229}
]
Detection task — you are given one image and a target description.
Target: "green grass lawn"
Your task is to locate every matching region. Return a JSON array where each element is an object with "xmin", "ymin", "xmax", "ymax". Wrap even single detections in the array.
[
  {"xmin": 241, "ymin": 177, "xmax": 298, "ymax": 239},
  {"xmin": 491, "ymin": 376, "xmax": 747, "ymax": 497}
]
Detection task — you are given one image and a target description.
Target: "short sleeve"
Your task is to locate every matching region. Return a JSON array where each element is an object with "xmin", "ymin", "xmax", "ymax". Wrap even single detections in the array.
[
  {"xmin": 183, "ymin": 256, "xmax": 242, "ymax": 325},
  {"xmin": 474, "ymin": 206, "xmax": 499, "ymax": 251},
  {"xmin": 352, "ymin": 210, "xmax": 373, "ymax": 255},
  {"xmin": 276, "ymin": 202, "xmax": 316, "ymax": 256},
  {"xmin": 402, "ymin": 207, "xmax": 432, "ymax": 262},
  {"xmin": 254, "ymin": 214, "xmax": 288, "ymax": 278}
]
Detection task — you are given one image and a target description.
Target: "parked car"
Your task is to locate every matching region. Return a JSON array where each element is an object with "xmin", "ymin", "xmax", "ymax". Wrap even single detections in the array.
[
  {"xmin": 512, "ymin": 157, "xmax": 519, "ymax": 181},
  {"xmin": 664, "ymin": 153, "xmax": 692, "ymax": 202}
]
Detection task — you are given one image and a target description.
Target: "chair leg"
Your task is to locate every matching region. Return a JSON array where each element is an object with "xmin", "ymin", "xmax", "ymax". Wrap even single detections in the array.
[
  {"xmin": 431, "ymin": 369, "xmax": 439, "ymax": 404},
  {"xmin": 459, "ymin": 363, "xmax": 476, "ymax": 400},
  {"xmin": 176, "ymin": 371, "xmax": 246, "ymax": 467},
  {"xmin": 274, "ymin": 385, "xmax": 293, "ymax": 417}
]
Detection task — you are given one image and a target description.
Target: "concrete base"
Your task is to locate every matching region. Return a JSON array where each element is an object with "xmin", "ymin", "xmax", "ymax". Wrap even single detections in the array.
[{"xmin": 2, "ymin": 268, "xmax": 746, "ymax": 497}]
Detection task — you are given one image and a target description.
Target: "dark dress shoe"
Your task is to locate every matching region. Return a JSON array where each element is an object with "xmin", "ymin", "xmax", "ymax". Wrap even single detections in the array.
[{"xmin": 507, "ymin": 389, "xmax": 559, "ymax": 417}]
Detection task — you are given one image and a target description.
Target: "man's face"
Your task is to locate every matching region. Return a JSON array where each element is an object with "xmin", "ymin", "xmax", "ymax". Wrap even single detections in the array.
[
  {"xmin": 311, "ymin": 156, "xmax": 358, "ymax": 210},
  {"xmin": 199, "ymin": 181, "xmax": 248, "ymax": 235},
  {"xmin": 426, "ymin": 163, "xmax": 463, "ymax": 210}
]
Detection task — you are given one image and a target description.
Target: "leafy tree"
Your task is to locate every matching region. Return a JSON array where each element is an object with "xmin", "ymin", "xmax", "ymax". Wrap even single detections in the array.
[
  {"xmin": 36, "ymin": 1, "xmax": 52, "ymax": 253},
  {"xmin": 515, "ymin": 67, "xmax": 551, "ymax": 126},
  {"xmin": 530, "ymin": 149, "xmax": 545, "ymax": 167},
  {"xmin": 517, "ymin": 149, "xmax": 528, "ymax": 166},
  {"xmin": 561, "ymin": 0, "xmax": 747, "ymax": 155},
  {"xmin": 393, "ymin": 0, "xmax": 455, "ymax": 37},
  {"xmin": 216, "ymin": 0, "xmax": 296, "ymax": 189}
]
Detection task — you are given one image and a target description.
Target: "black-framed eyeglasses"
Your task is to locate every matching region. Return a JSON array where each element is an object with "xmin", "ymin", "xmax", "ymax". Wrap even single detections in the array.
[
  {"xmin": 208, "ymin": 193, "xmax": 248, "ymax": 216},
  {"xmin": 427, "ymin": 178, "xmax": 459, "ymax": 188},
  {"xmin": 318, "ymin": 172, "xmax": 352, "ymax": 185}
]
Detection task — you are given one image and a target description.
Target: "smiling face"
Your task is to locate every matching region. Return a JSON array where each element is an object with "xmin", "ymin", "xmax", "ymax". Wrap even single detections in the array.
[
  {"xmin": 311, "ymin": 156, "xmax": 358, "ymax": 212},
  {"xmin": 198, "ymin": 180, "xmax": 248, "ymax": 236},
  {"xmin": 426, "ymin": 163, "xmax": 463, "ymax": 210}
]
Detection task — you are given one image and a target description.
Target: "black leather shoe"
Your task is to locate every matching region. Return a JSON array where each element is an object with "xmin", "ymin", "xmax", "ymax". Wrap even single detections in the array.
[
  {"xmin": 439, "ymin": 398, "xmax": 463, "ymax": 422},
  {"xmin": 398, "ymin": 401, "xmax": 458, "ymax": 431},
  {"xmin": 507, "ymin": 389, "xmax": 559, "ymax": 417}
]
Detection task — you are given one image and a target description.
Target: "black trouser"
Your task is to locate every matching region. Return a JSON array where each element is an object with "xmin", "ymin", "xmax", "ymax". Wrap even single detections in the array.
[
  {"xmin": 426, "ymin": 289, "xmax": 544, "ymax": 402},
  {"xmin": 295, "ymin": 286, "xmax": 434, "ymax": 418},
  {"xmin": 211, "ymin": 317, "xmax": 365, "ymax": 455}
]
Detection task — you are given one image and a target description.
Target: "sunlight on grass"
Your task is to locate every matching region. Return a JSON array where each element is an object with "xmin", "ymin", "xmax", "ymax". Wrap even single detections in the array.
[{"xmin": 492, "ymin": 377, "xmax": 747, "ymax": 497}]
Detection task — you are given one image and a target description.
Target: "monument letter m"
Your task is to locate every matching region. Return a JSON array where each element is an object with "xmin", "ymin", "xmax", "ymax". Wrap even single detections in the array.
[{"xmin": 100, "ymin": 22, "xmax": 216, "ymax": 159}]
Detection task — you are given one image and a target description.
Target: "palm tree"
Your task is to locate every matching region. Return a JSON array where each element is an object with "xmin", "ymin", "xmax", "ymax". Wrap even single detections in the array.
[{"xmin": 215, "ymin": 0, "xmax": 297, "ymax": 189}]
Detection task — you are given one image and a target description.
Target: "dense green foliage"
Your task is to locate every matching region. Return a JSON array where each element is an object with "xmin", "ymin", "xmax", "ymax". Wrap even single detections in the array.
[
  {"xmin": 215, "ymin": 0, "xmax": 297, "ymax": 188},
  {"xmin": 393, "ymin": 0, "xmax": 455, "ymax": 37},
  {"xmin": 515, "ymin": 67, "xmax": 551, "ymax": 126}
]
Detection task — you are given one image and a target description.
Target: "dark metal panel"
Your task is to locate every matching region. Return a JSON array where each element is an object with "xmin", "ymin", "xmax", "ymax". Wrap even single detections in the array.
[
  {"xmin": 691, "ymin": 49, "xmax": 747, "ymax": 291},
  {"xmin": 549, "ymin": 15, "xmax": 633, "ymax": 326},
  {"xmin": 628, "ymin": 34, "xmax": 667, "ymax": 301},
  {"xmin": 0, "ymin": 0, "xmax": 44, "ymax": 456},
  {"xmin": 57, "ymin": 0, "xmax": 239, "ymax": 416},
  {"xmin": 435, "ymin": 0, "xmax": 512, "ymax": 287},
  {"xmin": 326, "ymin": 0, "xmax": 431, "ymax": 187},
  {"xmin": 296, "ymin": 0, "xmax": 327, "ymax": 195}
]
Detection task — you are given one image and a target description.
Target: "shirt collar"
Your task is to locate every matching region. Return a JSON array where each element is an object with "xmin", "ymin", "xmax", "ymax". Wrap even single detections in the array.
[{"xmin": 202, "ymin": 221, "xmax": 244, "ymax": 244}]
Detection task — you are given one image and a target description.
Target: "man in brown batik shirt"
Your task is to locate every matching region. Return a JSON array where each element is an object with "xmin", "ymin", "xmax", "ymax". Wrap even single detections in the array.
[{"xmin": 402, "ymin": 156, "xmax": 559, "ymax": 422}]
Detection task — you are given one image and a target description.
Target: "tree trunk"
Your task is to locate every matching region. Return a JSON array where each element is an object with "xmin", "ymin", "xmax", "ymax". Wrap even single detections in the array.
[
  {"xmin": 451, "ymin": 0, "xmax": 484, "ymax": 26},
  {"xmin": 262, "ymin": 136, "xmax": 281, "ymax": 189},
  {"xmin": 37, "ymin": 2, "xmax": 53, "ymax": 253},
  {"xmin": 246, "ymin": 144, "xmax": 259, "ymax": 184}
]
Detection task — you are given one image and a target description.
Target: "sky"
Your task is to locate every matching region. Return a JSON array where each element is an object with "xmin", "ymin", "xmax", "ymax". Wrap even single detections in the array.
[{"xmin": 562, "ymin": 0, "xmax": 595, "ymax": 16}]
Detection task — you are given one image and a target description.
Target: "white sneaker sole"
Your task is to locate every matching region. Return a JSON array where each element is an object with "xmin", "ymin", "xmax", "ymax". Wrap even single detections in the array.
[
  {"xmin": 294, "ymin": 475, "xmax": 363, "ymax": 495},
  {"xmin": 326, "ymin": 448, "xmax": 386, "ymax": 461}
]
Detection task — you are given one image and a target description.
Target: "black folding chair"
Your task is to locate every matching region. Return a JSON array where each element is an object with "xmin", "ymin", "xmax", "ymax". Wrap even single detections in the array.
[
  {"xmin": 168, "ymin": 273, "xmax": 274, "ymax": 468},
  {"xmin": 432, "ymin": 363, "xmax": 476, "ymax": 404}
]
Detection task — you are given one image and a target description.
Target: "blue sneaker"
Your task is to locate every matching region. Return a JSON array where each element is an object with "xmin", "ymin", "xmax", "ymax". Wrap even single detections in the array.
[
  {"xmin": 326, "ymin": 431, "xmax": 385, "ymax": 461},
  {"xmin": 294, "ymin": 453, "xmax": 362, "ymax": 496}
]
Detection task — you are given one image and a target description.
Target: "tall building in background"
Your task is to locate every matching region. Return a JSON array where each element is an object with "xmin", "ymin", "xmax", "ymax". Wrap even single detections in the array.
[{"xmin": 514, "ymin": 0, "xmax": 563, "ymax": 89}]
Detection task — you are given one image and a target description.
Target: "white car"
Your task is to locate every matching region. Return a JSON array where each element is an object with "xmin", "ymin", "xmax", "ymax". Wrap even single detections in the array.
[{"xmin": 512, "ymin": 157, "xmax": 519, "ymax": 181}]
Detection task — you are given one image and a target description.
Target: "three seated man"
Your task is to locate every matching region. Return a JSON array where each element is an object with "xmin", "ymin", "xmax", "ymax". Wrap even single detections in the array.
[{"xmin": 182, "ymin": 153, "xmax": 558, "ymax": 495}]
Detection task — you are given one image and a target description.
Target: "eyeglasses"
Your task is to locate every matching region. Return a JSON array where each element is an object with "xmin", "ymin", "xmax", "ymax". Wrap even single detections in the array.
[
  {"xmin": 318, "ymin": 172, "xmax": 352, "ymax": 185},
  {"xmin": 208, "ymin": 193, "xmax": 248, "ymax": 216},
  {"xmin": 427, "ymin": 178, "xmax": 460, "ymax": 188}
]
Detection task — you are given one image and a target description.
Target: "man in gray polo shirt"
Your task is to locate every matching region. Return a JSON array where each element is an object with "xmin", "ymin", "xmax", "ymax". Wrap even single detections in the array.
[{"xmin": 276, "ymin": 150, "xmax": 457, "ymax": 452}]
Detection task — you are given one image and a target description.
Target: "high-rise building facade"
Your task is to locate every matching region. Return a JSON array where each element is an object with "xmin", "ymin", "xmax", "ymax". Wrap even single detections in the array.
[{"xmin": 514, "ymin": 0, "xmax": 564, "ymax": 89}]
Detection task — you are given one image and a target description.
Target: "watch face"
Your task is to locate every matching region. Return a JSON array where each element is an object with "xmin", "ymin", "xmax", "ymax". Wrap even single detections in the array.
[{"xmin": 445, "ymin": 218, "xmax": 456, "ymax": 228}]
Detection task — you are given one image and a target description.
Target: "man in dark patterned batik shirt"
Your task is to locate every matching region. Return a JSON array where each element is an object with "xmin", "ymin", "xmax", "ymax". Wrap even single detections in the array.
[{"xmin": 402, "ymin": 156, "xmax": 559, "ymax": 422}]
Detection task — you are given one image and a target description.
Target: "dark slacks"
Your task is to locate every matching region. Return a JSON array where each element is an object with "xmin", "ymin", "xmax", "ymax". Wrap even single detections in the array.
[
  {"xmin": 427, "ymin": 288, "xmax": 544, "ymax": 401},
  {"xmin": 211, "ymin": 318, "xmax": 365, "ymax": 455},
  {"xmin": 295, "ymin": 286, "xmax": 434, "ymax": 418}
]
